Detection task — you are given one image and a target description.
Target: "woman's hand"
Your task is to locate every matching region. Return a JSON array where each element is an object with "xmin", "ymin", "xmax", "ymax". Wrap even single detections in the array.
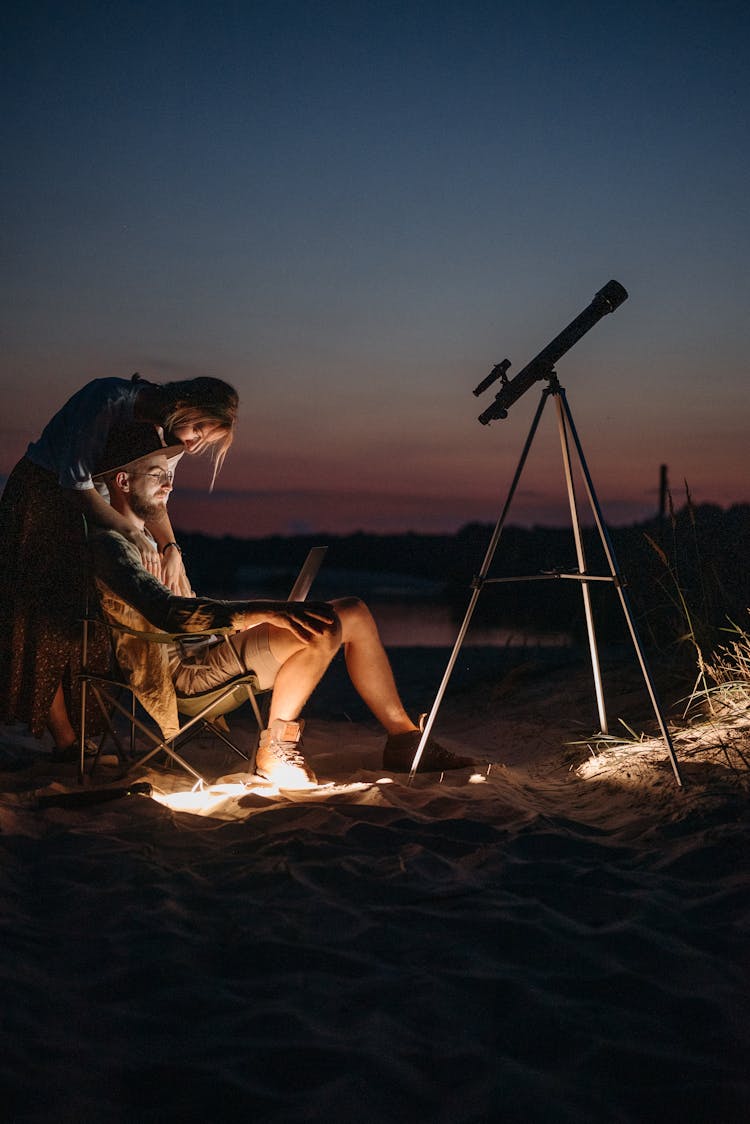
[{"xmin": 124, "ymin": 528, "xmax": 162, "ymax": 579}]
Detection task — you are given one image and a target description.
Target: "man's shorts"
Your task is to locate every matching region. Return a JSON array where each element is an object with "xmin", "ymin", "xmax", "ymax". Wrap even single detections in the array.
[{"xmin": 172, "ymin": 625, "xmax": 281, "ymax": 697}]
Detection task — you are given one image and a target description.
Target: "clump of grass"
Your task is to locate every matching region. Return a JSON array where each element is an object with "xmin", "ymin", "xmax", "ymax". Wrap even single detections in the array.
[
  {"xmin": 568, "ymin": 718, "xmax": 647, "ymax": 755},
  {"xmin": 569, "ymin": 486, "xmax": 750, "ymax": 780},
  {"xmin": 703, "ymin": 614, "xmax": 750, "ymax": 717},
  {"xmin": 644, "ymin": 487, "xmax": 717, "ymax": 648},
  {"xmin": 641, "ymin": 484, "xmax": 743, "ymax": 712}
]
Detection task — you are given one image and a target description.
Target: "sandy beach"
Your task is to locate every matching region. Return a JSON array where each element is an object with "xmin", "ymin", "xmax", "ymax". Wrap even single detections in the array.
[{"xmin": 1, "ymin": 646, "xmax": 748, "ymax": 1123}]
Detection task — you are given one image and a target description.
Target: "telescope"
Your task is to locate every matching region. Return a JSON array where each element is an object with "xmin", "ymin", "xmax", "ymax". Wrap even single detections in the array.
[
  {"xmin": 476, "ymin": 280, "xmax": 628, "ymax": 424},
  {"xmin": 411, "ymin": 277, "xmax": 684, "ymax": 787}
]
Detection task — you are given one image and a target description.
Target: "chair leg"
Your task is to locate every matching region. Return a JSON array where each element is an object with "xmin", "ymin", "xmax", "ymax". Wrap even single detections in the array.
[
  {"xmin": 248, "ymin": 691, "xmax": 264, "ymax": 731},
  {"xmin": 87, "ymin": 683, "xmax": 207, "ymax": 785},
  {"xmin": 79, "ymin": 677, "xmax": 88, "ymax": 784},
  {"xmin": 245, "ymin": 694, "xmax": 265, "ymax": 774},
  {"xmin": 196, "ymin": 720, "xmax": 250, "ymax": 761},
  {"xmin": 89, "ymin": 687, "xmax": 131, "ymax": 775}
]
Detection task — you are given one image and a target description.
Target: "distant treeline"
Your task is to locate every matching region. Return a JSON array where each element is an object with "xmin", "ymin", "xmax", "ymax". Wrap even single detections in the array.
[{"xmin": 177, "ymin": 503, "xmax": 750, "ymax": 658}]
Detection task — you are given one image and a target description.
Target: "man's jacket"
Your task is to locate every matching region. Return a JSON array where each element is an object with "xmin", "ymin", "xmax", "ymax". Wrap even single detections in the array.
[{"xmin": 89, "ymin": 529, "xmax": 253, "ymax": 738}]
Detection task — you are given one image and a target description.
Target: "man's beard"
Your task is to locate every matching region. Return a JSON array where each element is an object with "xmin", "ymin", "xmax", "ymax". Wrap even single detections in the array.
[{"xmin": 130, "ymin": 494, "xmax": 167, "ymax": 521}]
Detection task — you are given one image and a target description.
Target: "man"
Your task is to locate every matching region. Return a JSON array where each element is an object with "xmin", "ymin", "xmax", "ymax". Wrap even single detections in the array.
[{"xmin": 88, "ymin": 422, "xmax": 477, "ymax": 786}]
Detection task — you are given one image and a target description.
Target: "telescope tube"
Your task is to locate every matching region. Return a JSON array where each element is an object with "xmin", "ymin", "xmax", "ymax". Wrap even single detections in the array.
[{"xmin": 478, "ymin": 280, "xmax": 628, "ymax": 424}]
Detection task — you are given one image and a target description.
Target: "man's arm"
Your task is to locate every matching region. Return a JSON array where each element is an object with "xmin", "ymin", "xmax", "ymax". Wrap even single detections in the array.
[{"xmin": 89, "ymin": 530, "xmax": 337, "ymax": 641}]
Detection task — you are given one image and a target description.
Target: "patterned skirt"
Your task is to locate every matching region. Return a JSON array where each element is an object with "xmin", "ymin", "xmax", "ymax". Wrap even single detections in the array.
[{"xmin": 0, "ymin": 458, "xmax": 108, "ymax": 738}]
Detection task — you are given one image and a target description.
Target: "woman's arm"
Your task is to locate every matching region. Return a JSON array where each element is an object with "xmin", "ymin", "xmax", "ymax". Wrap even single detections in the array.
[
  {"xmin": 143, "ymin": 507, "xmax": 192, "ymax": 595},
  {"xmin": 70, "ymin": 488, "xmax": 162, "ymax": 580}
]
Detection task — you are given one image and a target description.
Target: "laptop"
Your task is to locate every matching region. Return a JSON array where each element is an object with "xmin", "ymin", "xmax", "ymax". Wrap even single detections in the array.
[
  {"xmin": 179, "ymin": 546, "xmax": 328, "ymax": 661},
  {"xmin": 287, "ymin": 545, "xmax": 328, "ymax": 601}
]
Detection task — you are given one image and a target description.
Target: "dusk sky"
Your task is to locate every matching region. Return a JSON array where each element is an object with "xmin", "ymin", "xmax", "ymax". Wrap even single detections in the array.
[{"xmin": 3, "ymin": 1, "xmax": 748, "ymax": 537}]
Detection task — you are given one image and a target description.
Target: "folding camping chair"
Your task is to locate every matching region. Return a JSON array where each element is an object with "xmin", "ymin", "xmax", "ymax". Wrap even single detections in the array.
[
  {"xmin": 78, "ymin": 543, "xmax": 327, "ymax": 784},
  {"xmin": 79, "ymin": 615, "xmax": 257, "ymax": 784}
]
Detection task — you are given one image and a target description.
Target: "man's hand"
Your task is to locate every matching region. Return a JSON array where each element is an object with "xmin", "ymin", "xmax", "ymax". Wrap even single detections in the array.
[{"xmin": 258, "ymin": 601, "xmax": 338, "ymax": 643}]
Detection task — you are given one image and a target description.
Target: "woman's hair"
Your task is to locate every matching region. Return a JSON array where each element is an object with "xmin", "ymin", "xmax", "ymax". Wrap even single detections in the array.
[{"xmin": 134, "ymin": 375, "xmax": 239, "ymax": 489}]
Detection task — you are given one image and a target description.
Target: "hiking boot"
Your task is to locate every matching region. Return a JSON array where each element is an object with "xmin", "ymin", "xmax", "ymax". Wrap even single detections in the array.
[
  {"xmin": 256, "ymin": 720, "xmax": 317, "ymax": 787},
  {"xmin": 382, "ymin": 729, "xmax": 479, "ymax": 773}
]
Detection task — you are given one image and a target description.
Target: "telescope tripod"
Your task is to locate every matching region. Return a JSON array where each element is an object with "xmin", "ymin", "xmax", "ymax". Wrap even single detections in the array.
[{"xmin": 410, "ymin": 372, "xmax": 683, "ymax": 786}]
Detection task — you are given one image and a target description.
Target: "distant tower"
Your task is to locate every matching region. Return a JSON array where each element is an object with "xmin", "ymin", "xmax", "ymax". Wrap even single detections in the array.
[{"xmin": 659, "ymin": 464, "xmax": 668, "ymax": 520}]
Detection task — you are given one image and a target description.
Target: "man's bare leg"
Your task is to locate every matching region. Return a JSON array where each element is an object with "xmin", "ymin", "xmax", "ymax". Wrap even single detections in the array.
[
  {"xmin": 331, "ymin": 597, "xmax": 417, "ymax": 734},
  {"xmin": 266, "ymin": 618, "xmax": 342, "ymax": 724},
  {"xmin": 246, "ymin": 621, "xmax": 339, "ymax": 786},
  {"xmin": 258, "ymin": 597, "xmax": 475, "ymax": 779},
  {"xmin": 264, "ymin": 597, "xmax": 416, "ymax": 733},
  {"xmin": 331, "ymin": 597, "xmax": 477, "ymax": 772}
]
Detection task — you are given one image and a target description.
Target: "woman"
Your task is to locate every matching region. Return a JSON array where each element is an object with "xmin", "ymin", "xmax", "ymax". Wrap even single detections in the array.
[{"xmin": 0, "ymin": 372, "xmax": 238, "ymax": 756}]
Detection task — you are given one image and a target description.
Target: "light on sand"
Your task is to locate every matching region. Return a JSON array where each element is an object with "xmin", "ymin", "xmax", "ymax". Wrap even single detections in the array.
[
  {"xmin": 150, "ymin": 778, "xmax": 393, "ymax": 816},
  {"xmin": 575, "ymin": 738, "xmax": 676, "ymax": 788},
  {"xmin": 150, "ymin": 782, "xmax": 249, "ymax": 814},
  {"xmin": 149, "ymin": 778, "xmax": 317, "ymax": 814}
]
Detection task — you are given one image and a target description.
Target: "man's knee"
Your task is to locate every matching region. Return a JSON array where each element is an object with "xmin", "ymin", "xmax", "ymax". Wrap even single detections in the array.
[{"xmin": 331, "ymin": 596, "xmax": 377, "ymax": 640}]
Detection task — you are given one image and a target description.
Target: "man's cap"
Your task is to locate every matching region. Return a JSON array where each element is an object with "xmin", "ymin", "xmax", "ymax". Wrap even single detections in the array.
[{"xmin": 92, "ymin": 422, "xmax": 185, "ymax": 478}]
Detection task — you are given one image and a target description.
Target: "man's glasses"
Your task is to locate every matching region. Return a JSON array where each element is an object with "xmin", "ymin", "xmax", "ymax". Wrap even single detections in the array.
[{"xmin": 128, "ymin": 470, "xmax": 174, "ymax": 485}]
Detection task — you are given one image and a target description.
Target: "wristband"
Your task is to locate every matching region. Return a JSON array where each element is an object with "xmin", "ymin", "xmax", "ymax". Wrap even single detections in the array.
[{"xmin": 162, "ymin": 541, "xmax": 182, "ymax": 555}]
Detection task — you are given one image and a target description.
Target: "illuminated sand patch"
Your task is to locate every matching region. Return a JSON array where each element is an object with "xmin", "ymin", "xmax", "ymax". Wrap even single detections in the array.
[
  {"xmin": 150, "ymin": 778, "xmax": 392, "ymax": 815},
  {"xmin": 575, "ymin": 714, "xmax": 750, "ymax": 789}
]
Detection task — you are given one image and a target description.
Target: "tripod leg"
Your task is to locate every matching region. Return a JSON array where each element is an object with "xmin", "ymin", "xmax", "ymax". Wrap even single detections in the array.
[
  {"xmin": 558, "ymin": 389, "xmax": 683, "ymax": 786},
  {"xmin": 553, "ymin": 394, "xmax": 609, "ymax": 734},
  {"xmin": 408, "ymin": 390, "xmax": 551, "ymax": 780}
]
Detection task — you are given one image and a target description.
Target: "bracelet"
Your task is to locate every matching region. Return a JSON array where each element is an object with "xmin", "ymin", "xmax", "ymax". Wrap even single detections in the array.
[{"xmin": 162, "ymin": 541, "xmax": 182, "ymax": 555}]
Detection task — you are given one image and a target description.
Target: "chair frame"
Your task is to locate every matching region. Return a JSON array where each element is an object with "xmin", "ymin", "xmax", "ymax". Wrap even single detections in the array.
[{"xmin": 80, "ymin": 617, "xmax": 265, "ymax": 784}]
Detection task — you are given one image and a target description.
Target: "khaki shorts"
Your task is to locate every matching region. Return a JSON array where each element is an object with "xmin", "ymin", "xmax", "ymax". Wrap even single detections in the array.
[{"xmin": 172, "ymin": 625, "xmax": 281, "ymax": 697}]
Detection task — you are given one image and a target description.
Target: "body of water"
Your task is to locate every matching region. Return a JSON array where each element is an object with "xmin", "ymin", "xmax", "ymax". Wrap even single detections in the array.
[{"xmin": 368, "ymin": 599, "xmax": 571, "ymax": 648}]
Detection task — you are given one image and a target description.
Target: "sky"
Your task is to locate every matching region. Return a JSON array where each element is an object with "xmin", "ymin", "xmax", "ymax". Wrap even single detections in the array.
[{"xmin": 2, "ymin": 0, "xmax": 748, "ymax": 538}]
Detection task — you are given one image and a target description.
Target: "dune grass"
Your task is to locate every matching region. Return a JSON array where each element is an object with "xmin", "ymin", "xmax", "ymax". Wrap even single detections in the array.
[{"xmin": 576, "ymin": 487, "xmax": 750, "ymax": 783}]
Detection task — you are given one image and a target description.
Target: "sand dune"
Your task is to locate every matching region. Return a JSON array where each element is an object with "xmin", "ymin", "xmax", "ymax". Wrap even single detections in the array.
[{"xmin": 1, "ymin": 655, "xmax": 748, "ymax": 1123}]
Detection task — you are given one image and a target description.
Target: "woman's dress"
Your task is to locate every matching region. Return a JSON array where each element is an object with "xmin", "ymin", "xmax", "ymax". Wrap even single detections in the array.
[{"xmin": 0, "ymin": 377, "xmax": 141, "ymax": 735}]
